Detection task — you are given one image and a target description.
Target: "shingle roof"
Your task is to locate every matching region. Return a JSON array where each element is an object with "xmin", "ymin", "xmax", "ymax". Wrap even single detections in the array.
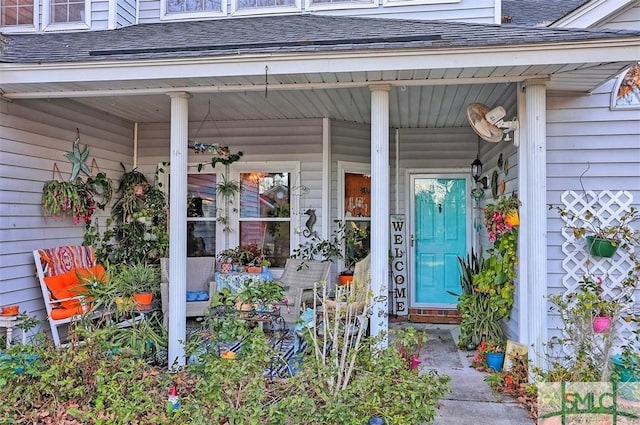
[
  {"xmin": 1, "ymin": 14, "xmax": 637, "ymax": 64},
  {"xmin": 502, "ymin": 0, "xmax": 590, "ymax": 26}
]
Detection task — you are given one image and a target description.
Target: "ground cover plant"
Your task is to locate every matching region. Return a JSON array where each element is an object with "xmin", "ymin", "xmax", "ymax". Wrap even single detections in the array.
[{"xmin": 3, "ymin": 320, "xmax": 449, "ymax": 424}]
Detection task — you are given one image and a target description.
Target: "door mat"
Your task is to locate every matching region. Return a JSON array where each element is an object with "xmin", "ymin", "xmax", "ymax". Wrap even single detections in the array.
[{"xmin": 421, "ymin": 329, "xmax": 463, "ymax": 369}]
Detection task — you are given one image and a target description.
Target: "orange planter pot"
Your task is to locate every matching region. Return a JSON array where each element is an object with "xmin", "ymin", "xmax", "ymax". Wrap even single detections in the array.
[
  {"xmin": 133, "ymin": 292, "xmax": 153, "ymax": 309},
  {"xmin": 339, "ymin": 274, "xmax": 354, "ymax": 285},
  {"xmin": 505, "ymin": 210, "xmax": 520, "ymax": 227}
]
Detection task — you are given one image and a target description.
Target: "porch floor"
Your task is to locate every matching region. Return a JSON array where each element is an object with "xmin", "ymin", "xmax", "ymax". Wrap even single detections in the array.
[{"xmin": 389, "ymin": 322, "xmax": 535, "ymax": 425}]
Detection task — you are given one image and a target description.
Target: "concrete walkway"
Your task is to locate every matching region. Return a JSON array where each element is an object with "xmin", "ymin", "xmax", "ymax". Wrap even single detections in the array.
[{"xmin": 391, "ymin": 322, "xmax": 535, "ymax": 425}]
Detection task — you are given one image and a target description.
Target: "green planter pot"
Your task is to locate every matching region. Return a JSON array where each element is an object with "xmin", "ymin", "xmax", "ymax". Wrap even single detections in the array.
[{"xmin": 586, "ymin": 236, "xmax": 618, "ymax": 258}]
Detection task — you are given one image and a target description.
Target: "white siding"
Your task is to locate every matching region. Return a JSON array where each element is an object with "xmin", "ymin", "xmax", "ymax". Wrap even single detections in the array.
[
  {"xmin": 546, "ymin": 81, "xmax": 640, "ymax": 335},
  {"xmin": 0, "ymin": 99, "xmax": 133, "ymax": 333},
  {"xmin": 139, "ymin": 0, "xmax": 495, "ymax": 24},
  {"xmin": 594, "ymin": 3, "xmax": 640, "ymax": 30},
  {"xmin": 91, "ymin": 0, "xmax": 110, "ymax": 30},
  {"xmin": 116, "ymin": 0, "xmax": 137, "ymax": 26}
]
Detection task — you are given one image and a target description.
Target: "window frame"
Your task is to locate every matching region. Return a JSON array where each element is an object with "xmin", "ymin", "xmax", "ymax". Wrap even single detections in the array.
[
  {"xmin": 381, "ymin": 0, "xmax": 459, "ymax": 7},
  {"xmin": 0, "ymin": 0, "xmax": 38, "ymax": 32},
  {"xmin": 160, "ymin": 163, "xmax": 226, "ymax": 258},
  {"xmin": 230, "ymin": 161, "xmax": 301, "ymax": 267},
  {"xmin": 160, "ymin": 0, "xmax": 227, "ymax": 22},
  {"xmin": 230, "ymin": 0, "xmax": 300, "ymax": 17},
  {"xmin": 42, "ymin": 0, "xmax": 90, "ymax": 31},
  {"xmin": 337, "ymin": 161, "xmax": 371, "ymax": 272},
  {"xmin": 304, "ymin": 0, "xmax": 375, "ymax": 12}
]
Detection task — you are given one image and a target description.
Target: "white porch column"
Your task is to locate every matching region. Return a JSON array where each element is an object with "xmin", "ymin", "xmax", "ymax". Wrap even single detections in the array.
[
  {"xmin": 167, "ymin": 91, "xmax": 190, "ymax": 368},
  {"xmin": 369, "ymin": 84, "xmax": 390, "ymax": 346},
  {"xmin": 523, "ymin": 80, "xmax": 547, "ymax": 370}
]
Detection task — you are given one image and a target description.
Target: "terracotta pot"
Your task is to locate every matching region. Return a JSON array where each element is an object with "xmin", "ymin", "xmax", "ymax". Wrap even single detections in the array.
[
  {"xmin": 592, "ymin": 316, "xmax": 612, "ymax": 333},
  {"xmin": 133, "ymin": 292, "xmax": 153, "ymax": 309},
  {"xmin": 246, "ymin": 266, "xmax": 261, "ymax": 274},
  {"xmin": 1, "ymin": 305, "xmax": 19, "ymax": 316},
  {"xmin": 339, "ymin": 274, "xmax": 354, "ymax": 285}
]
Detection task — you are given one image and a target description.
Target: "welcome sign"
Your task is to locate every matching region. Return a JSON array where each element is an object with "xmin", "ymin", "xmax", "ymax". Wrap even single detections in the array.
[{"xmin": 390, "ymin": 214, "xmax": 408, "ymax": 316}]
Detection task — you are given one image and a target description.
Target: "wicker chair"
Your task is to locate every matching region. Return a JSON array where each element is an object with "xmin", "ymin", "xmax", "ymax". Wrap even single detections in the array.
[{"xmin": 275, "ymin": 259, "xmax": 331, "ymax": 325}]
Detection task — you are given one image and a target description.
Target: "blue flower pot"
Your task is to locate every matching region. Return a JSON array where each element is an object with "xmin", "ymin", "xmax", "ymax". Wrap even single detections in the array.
[
  {"xmin": 486, "ymin": 352, "xmax": 505, "ymax": 372},
  {"xmin": 612, "ymin": 355, "xmax": 639, "ymax": 401}
]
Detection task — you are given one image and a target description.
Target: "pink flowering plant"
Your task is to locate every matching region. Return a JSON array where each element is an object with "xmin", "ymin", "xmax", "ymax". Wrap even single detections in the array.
[
  {"xmin": 471, "ymin": 195, "xmax": 522, "ymax": 318},
  {"xmin": 483, "ymin": 195, "xmax": 521, "ymax": 243}
]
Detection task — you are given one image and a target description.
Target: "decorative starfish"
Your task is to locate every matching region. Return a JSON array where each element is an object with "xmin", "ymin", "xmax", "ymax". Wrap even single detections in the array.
[{"xmin": 65, "ymin": 136, "xmax": 91, "ymax": 180}]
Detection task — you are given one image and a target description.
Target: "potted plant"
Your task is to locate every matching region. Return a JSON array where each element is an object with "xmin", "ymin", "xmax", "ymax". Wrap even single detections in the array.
[
  {"xmin": 83, "ymin": 164, "xmax": 168, "ymax": 265},
  {"xmin": 217, "ymin": 246, "xmax": 256, "ymax": 272},
  {"xmin": 392, "ymin": 327, "xmax": 428, "ymax": 370},
  {"xmin": 253, "ymin": 279, "xmax": 285, "ymax": 311},
  {"xmin": 216, "ymin": 174, "xmax": 241, "ymax": 233},
  {"xmin": 292, "ymin": 220, "xmax": 370, "ymax": 283},
  {"xmin": 112, "ymin": 263, "xmax": 160, "ymax": 309},
  {"xmin": 548, "ymin": 203, "xmax": 639, "ymax": 258},
  {"xmin": 483, "ymin": 340, "xmax": 506, "ymax": 372}
]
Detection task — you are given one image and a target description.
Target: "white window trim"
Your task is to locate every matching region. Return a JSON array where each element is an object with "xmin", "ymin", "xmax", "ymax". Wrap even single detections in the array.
[
  {"xmin": 305, "ymin": 0, "xmax": 376, "ymax": 12},
  {"xmin": 229, "ymin": 161, "xmax": 301, "ymax": 256},
  {"xmin": 337, "ymin": 161, "xmax": 371, "ymax": 273},
  {"xmin": 159, "ymin": 162, "xmax": 226, "ymax": 256},
  {"xmin": 42, "ymin": 0, "xmax": 90, "ymax": 31},
  {"xmin": 382, "ymin": 0, "xmax": 459, "ymax": 7},
  {"xmin": 0, "ymin": 0, "xmax": 39, "ymax": 33},
  {"xmin": 231, "ymin": 0, "xmax": 300, "ymax": 17},
  {"xmin": 160, "ymin": 0, "xmax": 227, "ymax": 21}
]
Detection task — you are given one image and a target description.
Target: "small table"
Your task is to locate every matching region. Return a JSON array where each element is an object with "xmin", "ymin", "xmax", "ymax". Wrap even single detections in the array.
[
  {"xmin": 214, "ymin": 272, "xmax": 265, "ymax": 293},
  {"xmin": 0, "ymin": 315, "xmax": 27, "ymax": 348},
  {"xmin": 208, "ymin": 305, "xmax": 286, "ymax": 334}
]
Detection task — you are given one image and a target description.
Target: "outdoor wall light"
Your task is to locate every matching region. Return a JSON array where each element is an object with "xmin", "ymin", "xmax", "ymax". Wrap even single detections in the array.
[{"xmin": 471, "ymin": 157, "xmax": 489, "ymax": 189}]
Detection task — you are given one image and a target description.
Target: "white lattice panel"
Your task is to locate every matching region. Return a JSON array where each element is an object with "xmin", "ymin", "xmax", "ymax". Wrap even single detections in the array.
[{"xmin": 560, "ymin": 190, "xmax": 637, "ymax": 350}]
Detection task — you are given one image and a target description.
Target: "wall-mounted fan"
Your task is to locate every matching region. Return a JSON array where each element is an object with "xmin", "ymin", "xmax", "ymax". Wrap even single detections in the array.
[{"xmin": 467, "ymin": 103, "xmax": 519, "ymax": 146}]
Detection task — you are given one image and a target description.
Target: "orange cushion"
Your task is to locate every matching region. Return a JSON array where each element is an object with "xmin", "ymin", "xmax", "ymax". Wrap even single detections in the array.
[
  {"xmin": 50, "ymin": 305, "xmax": 84, "ymax": 320},
  {"xmin": 44, "ymin": 270, "xmax": 82, "ymax": 309},
  {"xmin": 45, "ymin": 265, "xmax": 105, "ymax": 310}
]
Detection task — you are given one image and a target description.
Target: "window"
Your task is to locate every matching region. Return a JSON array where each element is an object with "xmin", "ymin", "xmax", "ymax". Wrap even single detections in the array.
[
  {"xmin": 305, "ymin": 0, "xmax": 374, "ymax": 11},
  {"xmin": 43, "ymin": 0, "xmax": 89, "ymax": 29},
  {"xmin": 339, "ymin": 162, "xmax": 371, "ymax": 271},
  {"xmin": 166, "ymin": 0, "xmax": 222, "ymax": 14},
  {"xmin": 162, "ymin": 0, "xmax": 225, "ymax": 19},
  {"xmin": 231, "ymin": 0, "xmax": 299, "ymax": 16},
  {"xmin": 50, "ymin": 0, "xmax": 83, "ymax": 22},
  {"xmin": 187, "ymin": 173, "xmax": 218, "ymax": 257},
  {"xmin": 239, "ymin": 172, "xmax": 292, "ymax": 268},
  {"xmin": 237, "ymin": 0, "xmax": 295, "ymax": 8},
  {"xmin": 1, "ymin": 0, "xmax": 36, "ymax": 30}
]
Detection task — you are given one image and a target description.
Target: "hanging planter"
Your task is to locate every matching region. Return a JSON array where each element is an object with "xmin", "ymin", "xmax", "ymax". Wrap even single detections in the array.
[
  {"xmin": 586, "ymin": 236, "xmax": 618, "ymax": 258},
  {"xmin": 592, "ymin": 316, "xmax": 612, "ymax": 333},
  {"xmin": 504, "ymin": 210, "xmax": 520, "ymax": 227}
]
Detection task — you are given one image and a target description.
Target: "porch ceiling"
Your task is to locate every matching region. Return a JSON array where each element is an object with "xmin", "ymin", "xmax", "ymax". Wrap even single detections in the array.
[
  {"xmin": 64, "ymin": 81, "xmax": 517, "ymax": 128},
  {"xmin": 4, "ymin": 59, "xmax": 627, "ymax": 127}
]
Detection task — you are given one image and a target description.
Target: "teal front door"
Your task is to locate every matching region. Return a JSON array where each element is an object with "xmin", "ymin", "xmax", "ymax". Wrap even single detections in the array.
[{"xmin": 412, "ymin": 177, "xmax": 467, "ymax": 305}]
